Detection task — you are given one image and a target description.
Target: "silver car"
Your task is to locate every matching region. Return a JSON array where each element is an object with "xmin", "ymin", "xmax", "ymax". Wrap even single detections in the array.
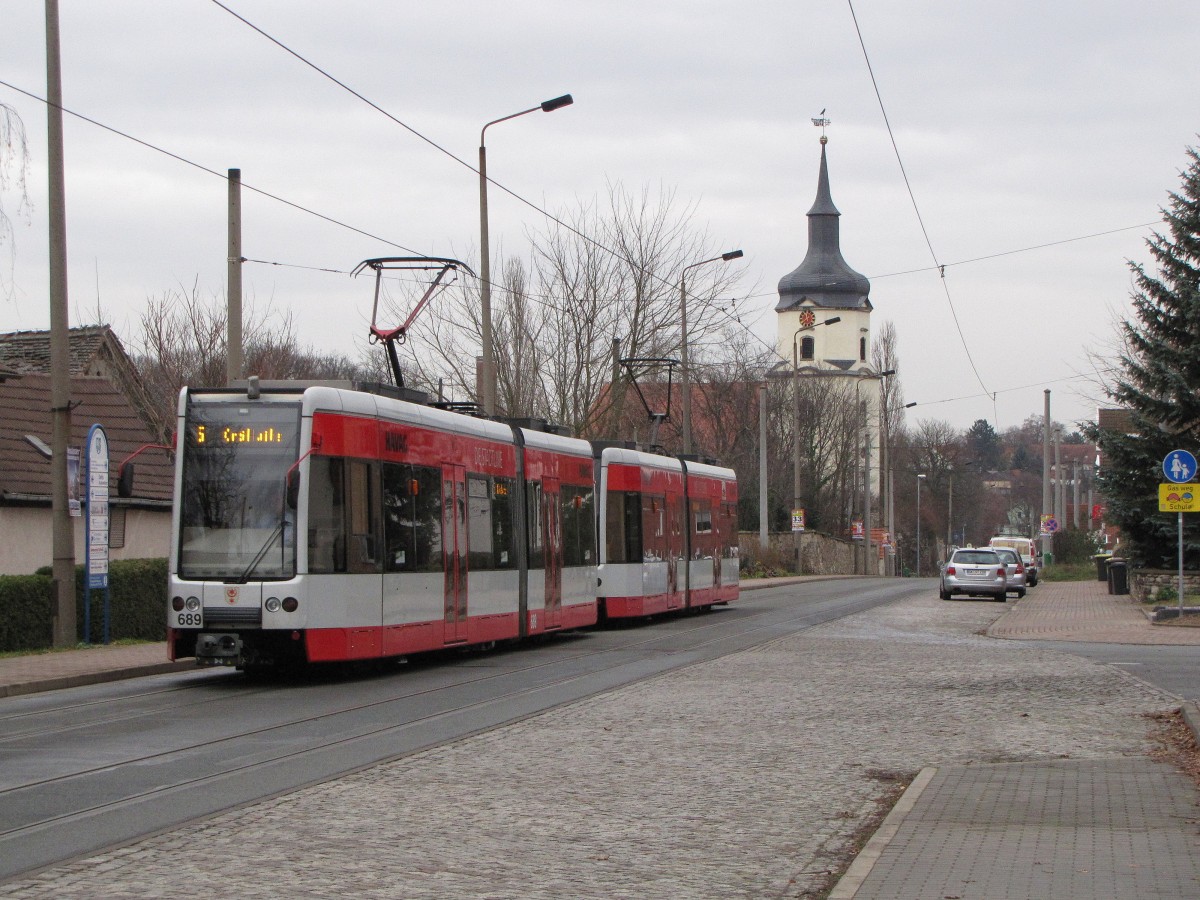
[
  {"xmin": 939, "ymin": 548, "xmax": 1008, "ymax": 601},
  {"xmin": 992, "ymin": 547, "xmax": 1028, "ymax": 599}
]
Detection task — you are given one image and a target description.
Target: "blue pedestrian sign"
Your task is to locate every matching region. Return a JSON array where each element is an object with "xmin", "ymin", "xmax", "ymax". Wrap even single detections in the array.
[{"xmin": 1164, "ymin": 449, "xmax": 1198, "ymax": 484}]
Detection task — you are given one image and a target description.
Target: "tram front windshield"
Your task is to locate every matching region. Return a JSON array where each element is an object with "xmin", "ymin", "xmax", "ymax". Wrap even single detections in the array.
[{"xmin": 178, "ymin": 401, "xmax": 302, "ymax": 581}]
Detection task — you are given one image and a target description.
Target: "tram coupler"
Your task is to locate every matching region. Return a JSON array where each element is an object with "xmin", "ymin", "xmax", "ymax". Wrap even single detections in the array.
[{"xmin": 195, "ymin": 632, "xmax": 243, "ymax": 667}]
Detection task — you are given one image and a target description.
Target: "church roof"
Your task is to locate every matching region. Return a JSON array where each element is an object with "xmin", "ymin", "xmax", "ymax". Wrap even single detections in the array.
[{"xmin": 776, "ymin": 140, "xmax": 871, "ymax": 312}]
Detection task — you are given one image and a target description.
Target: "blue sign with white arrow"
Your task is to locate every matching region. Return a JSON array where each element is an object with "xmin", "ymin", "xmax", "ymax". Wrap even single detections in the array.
[{"xmin": 1163, "ymin": 449, "xmax": 1198, "ymax": 484}]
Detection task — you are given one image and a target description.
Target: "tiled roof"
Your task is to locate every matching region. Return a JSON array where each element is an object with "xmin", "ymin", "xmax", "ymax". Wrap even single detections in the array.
[
  {"xmin": 0, "ymin": 325, "xmax": 119, "ymax": 376},
  {"xmin": 0, "ymin": 374, "xmax": 173, "ymax": 504}
]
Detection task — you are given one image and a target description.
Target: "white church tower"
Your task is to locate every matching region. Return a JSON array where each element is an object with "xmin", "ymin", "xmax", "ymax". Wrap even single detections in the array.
[
  {"xmin": 776, "ymin": 133, "xmax": 888, "ymax": 572},
  {"xmin": 775, "ymin": 135, "xmax": 872, "ymax": 368}
]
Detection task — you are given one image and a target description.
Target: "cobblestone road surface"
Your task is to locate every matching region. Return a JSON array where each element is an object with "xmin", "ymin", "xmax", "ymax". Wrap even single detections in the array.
[{"xmin": 2, "ymin": 590, "xmax": 1178, "ymax": 898}]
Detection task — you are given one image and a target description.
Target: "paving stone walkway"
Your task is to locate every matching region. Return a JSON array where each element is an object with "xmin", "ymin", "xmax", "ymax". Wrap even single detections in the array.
[{"xmin": 5, "ymin": 579, "xmax": 1196, "ymax": 898}]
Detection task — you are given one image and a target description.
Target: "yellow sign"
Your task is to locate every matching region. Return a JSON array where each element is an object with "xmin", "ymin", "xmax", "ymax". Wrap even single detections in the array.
[
  {"xmin": 791, "ymin": 508, "xmax": 806, "ymax": 532},
  {"xmin": 1159, "ymin": 483, "xmax": 1199, "ymax": 512}
]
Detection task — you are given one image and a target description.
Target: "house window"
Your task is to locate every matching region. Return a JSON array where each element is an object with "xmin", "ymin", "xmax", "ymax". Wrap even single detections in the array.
[
  {"xmin": 860, "ymin": 337, "xmax": 867, "ymax": 362},
  {"xmin": 801, "ymin": 336, "xmax": 815, "ymax": 361}
]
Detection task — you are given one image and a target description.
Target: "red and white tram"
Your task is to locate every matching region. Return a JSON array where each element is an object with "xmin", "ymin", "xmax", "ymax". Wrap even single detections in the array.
[
  {"xmin": 596, "ymin": 446, "xmax": 739, "ymax": 619},
  {"xmin": 167, "ymin": 382, "xmax": 597, "ymax": 669}
]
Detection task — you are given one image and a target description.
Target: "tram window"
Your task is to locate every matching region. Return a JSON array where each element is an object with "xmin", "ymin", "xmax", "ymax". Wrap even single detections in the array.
[
  {"xmin": 527, "ymin": 481, "xmax": 545, "ymax": 569},
  {"xmin": 667, "ymin": 493, "xmax": 684, "ymax": 560},
  {"xmin": 408, "ymin": 465, "xmax": 441, "ymax": 572},
  {"xmin": 693, "ymin": 500, "xmax": 713, "ymax": 534},
  {"xmin": 581, "ymin": 488, "xmax": 596, "ymax": 564},
  {"xmin": 308, "ymin": 457, "xmax": 345, "ymax": 573},
  {"xmin": 347, "ymin": 460, "xmax": 380, "ymax": 573},
  {"xmin": 561, "ymin": 485, "xmax": 595, "ymax": 566},
  {"xmin": 382, "ymin": 463, "xmax": 415, "ymax": 572},
  {"xmin": 604, "ymin": 490, "xmax": 623, "ymax": 564},
  {"xmin": 604, "ymin": 490, "xmax": 641, "ymax": 565},
  {"xmin": 492, "ymin": 476, "xmax": 516, "ymax": 569},
  {"xmin": 642, "ymin": 494, "xmax": 666, "ymax": 562},
  {"xmin": 467, "ymin": 476, "xmax": 494, "ymax": 570}
]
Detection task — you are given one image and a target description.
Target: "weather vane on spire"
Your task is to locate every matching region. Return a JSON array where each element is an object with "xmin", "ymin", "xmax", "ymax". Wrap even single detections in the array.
[{"xmin": 811, "ymin": 109, "xmax": 830, "ymax": 143}]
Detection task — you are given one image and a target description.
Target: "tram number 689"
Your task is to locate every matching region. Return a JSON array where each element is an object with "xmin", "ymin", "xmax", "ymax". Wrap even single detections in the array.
[{"xmin": 177, "ymin": 612, "xmax": 203, "ymax": 627}]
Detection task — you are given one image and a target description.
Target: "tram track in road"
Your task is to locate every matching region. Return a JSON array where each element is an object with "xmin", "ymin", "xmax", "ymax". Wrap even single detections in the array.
[
  {"xmin": 1, "ymin": 577, "xmax": 896, "ymax": 751},
  {"xmin": 0, "ymin": 579, "xmax": 919, "ymax": 882},
  {"xmin": 3, "ymin": 579, "xmax": 884, "ymax": 792},
  {"xmin": 4, "ymin": 579, "xmax": 909, "ymax": 798}
]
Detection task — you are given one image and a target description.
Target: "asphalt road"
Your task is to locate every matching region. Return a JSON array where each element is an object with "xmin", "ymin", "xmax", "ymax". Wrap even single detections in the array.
[
  {"xmin": 0, "ymin": 577, "xmax": 920, "ymax": 881},
  {"xmin": 1038, "ymin": 640, "xmax": 1200, "ymax": 701}
]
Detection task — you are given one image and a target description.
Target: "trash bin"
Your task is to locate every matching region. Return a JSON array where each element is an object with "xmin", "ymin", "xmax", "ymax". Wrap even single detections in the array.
[
  {"xmin": 1094, "ymin": 554, "xmax": 1112, "ymax": 582},
  {"xmin": 1108, "ymin": 558, "xmax": 1128, "ymax": 595}
]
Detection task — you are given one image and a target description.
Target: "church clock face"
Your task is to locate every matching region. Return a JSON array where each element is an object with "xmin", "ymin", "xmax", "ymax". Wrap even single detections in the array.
[{"xmin": 799, "ymin": 310, "xmax": 816, "ymax": 328}]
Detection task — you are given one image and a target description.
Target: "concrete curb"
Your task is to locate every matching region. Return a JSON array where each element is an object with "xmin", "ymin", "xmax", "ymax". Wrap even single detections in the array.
[
  {"xmin": 739, "ymin": 574, "xmax": 865, "ymax": 591},
  {"xmin": 0, "ymin": 661, "xmax": 195, "ymax": 699},
  {"xmin": 827, "ymin": 767, "xmax": 938, "ymax": 899},
  {"xmin": 1181, "ymin": 701, "xmax": 1200, "ymax": 745}
]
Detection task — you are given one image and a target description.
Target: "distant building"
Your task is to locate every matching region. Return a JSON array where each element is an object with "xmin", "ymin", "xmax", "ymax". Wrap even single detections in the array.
[{"xmin": 0, "ymin": 327, "xmax": 173, "ymax": 575}]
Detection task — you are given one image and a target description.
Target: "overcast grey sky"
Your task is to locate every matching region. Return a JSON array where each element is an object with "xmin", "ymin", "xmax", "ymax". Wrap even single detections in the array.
[{"xmin": 2, "ymin": 1, "xmax": 1198, "ymax": 432}]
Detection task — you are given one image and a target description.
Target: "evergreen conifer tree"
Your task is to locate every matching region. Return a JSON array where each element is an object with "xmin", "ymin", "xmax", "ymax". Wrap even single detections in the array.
[{"xmin": 1089, "ymin": 142, "xmax": 1200, "ymax": 566}]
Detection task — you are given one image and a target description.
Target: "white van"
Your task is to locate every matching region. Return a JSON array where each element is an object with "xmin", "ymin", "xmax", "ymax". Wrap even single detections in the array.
[{"xmin": 989, "ymin": 536, "xmax": 1039, "ymax": 586}]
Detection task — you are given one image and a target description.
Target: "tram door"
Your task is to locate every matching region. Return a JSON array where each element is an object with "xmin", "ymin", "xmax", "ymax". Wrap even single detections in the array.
[
  {"xmin": 667, "ymin": 492, "xmax": 684, "ymax": 608},
  {"xmin": 442, "ymin": 465, "xmax": 468, "ymax": 643},
  {"xmin": 543, "ymin": 477, "xmax": 562, "ymax": 629}
]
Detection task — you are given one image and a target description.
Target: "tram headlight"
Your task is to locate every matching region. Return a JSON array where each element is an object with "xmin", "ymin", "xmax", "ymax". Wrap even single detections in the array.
[
  {"xmin": 171, "ymin": 596, "xmax": 184, "ymax": 612},
  {"xmin": 185, "ymin": 596, "xmax": 201, "ymax": 611},
  {"xmin": 282, "ymin": 597, "xmax": 299, "ymax": 613},
  {"xmin": 265, "ymin": 597, "xmax": 281, "ymax": 613}
]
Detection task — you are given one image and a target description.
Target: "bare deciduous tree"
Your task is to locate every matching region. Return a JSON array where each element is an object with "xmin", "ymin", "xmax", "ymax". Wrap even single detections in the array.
[
  {"xmin": 1, "ymin": 102, "xmax": 32, "ymax": 300},
  {"xmin": 399, "ymin": 182, "xmax": 743, "ymax": 436},
  {"xmin": 129, "ymin": 283, "xmax": 366, "ymax": 440}
]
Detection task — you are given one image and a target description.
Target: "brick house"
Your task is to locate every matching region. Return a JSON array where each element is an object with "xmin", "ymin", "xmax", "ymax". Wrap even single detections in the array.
[{"xmin": 0, "ymin": 327, "xmax": 173, "ymax": 575}]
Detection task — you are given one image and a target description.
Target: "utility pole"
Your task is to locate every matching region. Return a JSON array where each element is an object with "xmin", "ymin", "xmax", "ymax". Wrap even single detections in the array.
[
  {"xmin": 1054, "ymin": 426, "xmax": 1063, "ymax": 531},
  {"xmin": 863, "ymin": 429, "xmax": 872, "ymax": 575},
  {"xmin": 1072, "ymin": 460, "xmax": 1081, "ymax": 529},
  {"xmin": 227, "ymin": 168, "xmax": 242, "ymax": 384},
  {"xmin": 1042, "ymin": 390, "xmax": 1051, "ymax": 565},
  {"xmin": 46, "ymin": 0, "xmax": 76, "ymax": 648},
  {"xmin": 759, "ymin": 383, "xmax": 768, "ymax": 551}
]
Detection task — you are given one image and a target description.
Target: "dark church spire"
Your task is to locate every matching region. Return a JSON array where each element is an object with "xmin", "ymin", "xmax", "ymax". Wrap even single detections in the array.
[{"xmin": 776, "ymin": 138, "xmax": 871, "ymax": 312}]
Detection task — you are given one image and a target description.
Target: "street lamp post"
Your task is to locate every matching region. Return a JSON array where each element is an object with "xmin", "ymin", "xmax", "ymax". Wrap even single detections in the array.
[
  {"xmin": 916, "ymin": 473, "xmax": 927, "ymax": 576},
  {"xmin": 863, "ymin": 368, "xmax": 896, "ymax": 576},
  {"xmin": 680, "ymin": 249, "xmax": 743, "ymax": 454},
  {"xmin": 478, "ymin": 93, "xmax": 573, "ymax": 416}
]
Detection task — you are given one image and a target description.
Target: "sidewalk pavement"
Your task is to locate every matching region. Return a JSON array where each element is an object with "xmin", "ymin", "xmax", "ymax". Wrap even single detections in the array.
[
  {"xmin": 3, "ymin": 576, "xmax": 1200, "ymax": 898},
  {"xmin": 0, "ymin": 641, "xmax": 190, "ymax": 699},
  {"xmin": 836, "ymin": 577, "xmax": 1200, "ymax": 899}
]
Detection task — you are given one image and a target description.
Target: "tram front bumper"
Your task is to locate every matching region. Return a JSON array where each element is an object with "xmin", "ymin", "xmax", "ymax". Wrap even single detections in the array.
[{"xmin": 195, "ymin": 632, "xmax": 243, "ymax": 667}]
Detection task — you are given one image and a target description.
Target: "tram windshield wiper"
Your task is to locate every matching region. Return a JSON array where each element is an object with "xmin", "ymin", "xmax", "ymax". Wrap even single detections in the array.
[{"xmin": 234, "ymin": 520, "xmax": 286, "ymax": 584}]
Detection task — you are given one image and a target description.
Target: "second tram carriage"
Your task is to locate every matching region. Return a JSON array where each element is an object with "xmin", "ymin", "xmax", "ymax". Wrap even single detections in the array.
[
  {"xmin": 163, "ymin": 381, "xmax": 738, "ymax": 670},
  {"xmin": 596, "ymin": 446, "xmax": 738, "ymax": 619}
]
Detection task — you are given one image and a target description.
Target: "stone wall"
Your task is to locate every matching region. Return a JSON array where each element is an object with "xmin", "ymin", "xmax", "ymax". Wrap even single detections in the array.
[
  {"xmin": 737, "ymin": 530, "xmax": 860, "ymax": 576},
  {"xmin": 1130, "ymin": 568, "xmax": 1200, "ymax": 603}
]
